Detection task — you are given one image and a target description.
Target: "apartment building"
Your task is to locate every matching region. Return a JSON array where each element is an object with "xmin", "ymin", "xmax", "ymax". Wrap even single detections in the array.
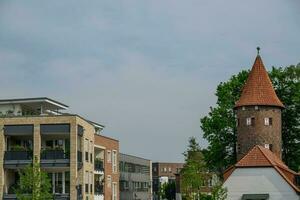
[
  {"xmin": 0, "ymin": 97, "xmax": 119, "ymax": 200},
  {"xmin": 94, "ymin": 134, "xmax": 119, "ymax": 200},
  {"xmin": 152, "ymin": 162, "xmax": 183, "ymax": 200},
  {"xmin": 119, "ymin": 153, "xmax": 152, "ymax": 200}
]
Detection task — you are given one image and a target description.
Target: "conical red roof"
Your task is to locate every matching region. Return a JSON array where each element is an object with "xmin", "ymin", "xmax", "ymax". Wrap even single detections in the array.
[{"xmin": 235, "ymin": 55, "xmax": 284, "ymax": 108}]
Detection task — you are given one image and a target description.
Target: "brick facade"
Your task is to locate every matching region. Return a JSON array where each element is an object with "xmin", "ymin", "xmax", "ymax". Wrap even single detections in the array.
[
  {"xmin": 236, "ymin": 105, "xmax": 282, "ymax": 161},
  {"xmin": 95, "ymin": 135, "xmax": 119, "ymax": 200}
]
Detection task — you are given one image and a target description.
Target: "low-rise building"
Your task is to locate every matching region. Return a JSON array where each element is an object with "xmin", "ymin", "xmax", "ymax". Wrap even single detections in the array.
[
  {"xmin": 0, "ymin": 97, "xmax": 120, "ymax": 200},
  {"xmin": 152, "ymin": 162, "xmax": 183, "ymax": 200},
  {"xmin": 223, "ymin": 145, "xmax": 300, "ymax": 200},
  {"xmin": 119, "ymin": 153, "xmax": 152, "ymax": 200}
]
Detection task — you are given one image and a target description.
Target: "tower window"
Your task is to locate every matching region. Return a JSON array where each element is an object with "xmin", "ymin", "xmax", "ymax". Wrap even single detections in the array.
[
  {"xmin": 264, "ymin": 118, "xmax": 272, "ymax": 126},
  {"xmin": 246, "ymin": 117, "xmax": 255, "ymax": 126},
  {"xmin": 246, "ymin": 118, "xmax": 251, "ymax": 126}
]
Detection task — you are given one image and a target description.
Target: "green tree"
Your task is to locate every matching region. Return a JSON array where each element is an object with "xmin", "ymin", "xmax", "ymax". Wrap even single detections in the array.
[
  {"xmin": 15, "ymin": 157, "xmax": 53, "ymax": 200},
  {"xmin": 160, "ymin": 182, "xmax": 176, "ymax": 200},
  {"xmin": 200, "ymin": 64, "xmax": 300, "ymax": 175},
  {"xmin": 270, "ymin": 65, "xmax": 300, "ymax": 171},
  {"xmin": 181, "ymin": 137, "xmax": 227, "ymax": 200},
  {"xmin": 181, "ymin": 137, "xmax": 207, "ymax": 200}
]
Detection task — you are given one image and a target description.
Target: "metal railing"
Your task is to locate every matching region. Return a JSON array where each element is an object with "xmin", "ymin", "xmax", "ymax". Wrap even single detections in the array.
[
  {"xmin": 4, "ymin": 151, "xmax": 32, "ymax": 160},
  {"xmin": 41, "ymin": 150, "xmax": 70, "ymax": 160}
]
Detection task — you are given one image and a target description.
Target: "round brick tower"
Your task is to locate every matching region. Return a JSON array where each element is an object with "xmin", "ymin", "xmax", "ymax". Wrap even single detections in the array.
[{"xmin": 235, "ymin": 48, "xmax": 284, "ymax": 161}]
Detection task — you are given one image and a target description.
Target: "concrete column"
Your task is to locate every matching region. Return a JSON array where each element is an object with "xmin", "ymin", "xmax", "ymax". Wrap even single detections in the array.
[
  {"xmin": 33, "ymin": 124, "xmax": 41, "ymax": 162},
  {"xmin": 0, "ymin": 125, "xmax": 5, "ymax": 199},
  {"xmin": 70, "ymin": 120, "xmax": 77, "ymax": 200}
]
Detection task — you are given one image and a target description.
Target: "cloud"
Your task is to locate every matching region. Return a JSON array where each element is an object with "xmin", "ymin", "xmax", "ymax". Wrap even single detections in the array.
[{"xmin": 0, "ymin": 0, "xmax": 299, "ymax": 161}]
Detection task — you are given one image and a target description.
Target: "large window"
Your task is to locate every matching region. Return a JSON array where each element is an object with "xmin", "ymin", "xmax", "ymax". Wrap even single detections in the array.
[
  {"xmin": 107, "ymin": 150, "xmax": 111, "ymax": 163},
  {"xmin": 85, "ymin": 139, "xmax": 89, "ymax": 162},
  {"xmin": 112, "ymin": 150, "xmax": 117, "ymax": 173},
  {"xmin": 112, "ymin": 182, "xmax": 117, "ymax": 200},
  {"xmin": 107, "ymin": 175, "xmax": 111, "ymax": 188},
  {"xmin": 48, "ymin": 172, "xmax": 70, "ymax": 194},
  {"xmin": 90, "ymin": 141, "xmax": 93, "ymax": 163},
  {"xmin": 90, "ymin": 172, "xmax": 93, "ymax": 193},
  {"xmin": 85, "ymin": 171, "xmax": 89, "ymax": 193}
]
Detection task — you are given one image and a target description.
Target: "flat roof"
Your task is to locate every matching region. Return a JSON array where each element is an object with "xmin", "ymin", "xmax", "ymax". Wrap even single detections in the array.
[{"xmin": 0, "ymin": 97, "xmax": 68, "ymax": 110}]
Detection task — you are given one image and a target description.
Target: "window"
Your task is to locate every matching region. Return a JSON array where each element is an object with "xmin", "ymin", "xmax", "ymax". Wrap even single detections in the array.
[
  {"xmin": 85, "ymin": 171, "xmax": 89, "ymax": 193},
  {"xmin": 107, "ymin": 175, "xmax": 111, "ymax": 188},
  {"xmin": 168, "ymin": 167, "xmax": 172, "ymax": 173},
  {"xmin": 246, "ymin": 117, "xmax": 255, "ymax": 126},
  {"xmin": 85, "ymin": 139, "xmax": 89, "ymax": 162},
  {"xmin": 112, "ymin": 150, "xmax": 117, "ymax": 173},
  {"xmin": 90, "ymin": 141, "xmax": 93, "ymax": 163},
  {"xmin": 164, "ymin": 167, "xmax": 167, "ymax": 172},
  {"xmin": 246, "ymin": 118, "xmax": 251, "ymax": 126},
  {"xmin": 264, "ymin": 117, "xmax": 272, "ymax": 126},
  {"xmin": 112, "ymin": 182, "xmax": 117, "ymax": 200},
  {"xmin": 90, "ymin": 172, "xmax": 93, "ymax": 193},
  {"xmin": 107, "ymin": 150, "xmax": 111, "ymax": 163}
]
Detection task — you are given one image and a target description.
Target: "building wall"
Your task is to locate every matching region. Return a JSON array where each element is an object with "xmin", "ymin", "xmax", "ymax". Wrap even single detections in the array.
[
  {"xmin": 95, "ymin": 135, "xmax": 119, "ymax": 200},
  {"xmin": 236, "ymin": 106, "xmax": 282, "ymax": 160},
  {"xmin": 0, "ymin": 115, "xmax": 95, "ymax": 200},
  {"xmin": 223, "ymin": 168, "xmax": 299, "ymax": 200},
  {"xmin": 119, "ymin": 153, "xmax": 152, "ymax": 200},
  {"xmin": 77, "ymin": 117, "xmax": 96, "ymax": 200},
  {"xmin": 152, "ymin": 163, "xmax": 183, "ymax": 200}
]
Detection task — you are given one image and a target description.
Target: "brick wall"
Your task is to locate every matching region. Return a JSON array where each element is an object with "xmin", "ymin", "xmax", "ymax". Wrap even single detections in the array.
[
  {"xmin": 236, "ymin": 106, "xmax": 282, "ymax": 160},
  {"xmin": 95, "ymin": 134, "xmax": 119, "ymax": 200}
]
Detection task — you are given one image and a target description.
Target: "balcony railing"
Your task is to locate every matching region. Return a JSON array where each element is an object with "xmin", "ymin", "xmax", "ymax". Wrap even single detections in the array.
[
  {"xmin": 53, "ymin": 194, "xmax": 70, "ymax": 200},
  {"xmin": 4, "ymin": 151, "xmax": 32, "ymax": 160},
  {"xmin": 94, "ymin": 159, "xmax": 104, "ymax": 171},
  {"xmin": 41, "ymin": 150, "xmax": 70, "ymax": 160}
]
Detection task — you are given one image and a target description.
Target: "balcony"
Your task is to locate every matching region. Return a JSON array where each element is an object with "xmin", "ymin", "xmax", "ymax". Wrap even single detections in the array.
[
  {"xmin": 94, "ymin": 159, "xmax": 104, "ymax": 173},
  {"xmin": 4, "ymin": 150, "xmax": 32, "ymax": 169},
  {"xmin": 40, "ymin": 149, "xmax": 70, "ymax": 168}
]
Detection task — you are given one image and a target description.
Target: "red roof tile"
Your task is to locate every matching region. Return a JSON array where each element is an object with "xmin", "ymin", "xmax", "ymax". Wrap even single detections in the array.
[{"xmin": 235, "ymin": 55, "xmax": 284, "ymax": 108}]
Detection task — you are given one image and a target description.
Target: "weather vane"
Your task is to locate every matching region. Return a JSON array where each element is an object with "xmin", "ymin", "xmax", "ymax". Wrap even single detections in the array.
[{"xmin": 257, "ymin": 46, "xmax": 260, "ymax": 55}]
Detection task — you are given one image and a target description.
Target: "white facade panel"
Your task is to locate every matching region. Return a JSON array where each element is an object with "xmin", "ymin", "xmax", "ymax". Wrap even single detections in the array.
[{"xmin": 223, "ymin": 168, "xmax": 299, "ymax": 200}]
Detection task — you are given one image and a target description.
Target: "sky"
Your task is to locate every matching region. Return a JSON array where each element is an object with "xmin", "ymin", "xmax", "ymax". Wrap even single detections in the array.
[{"xmin": 0, "ymin": 0, "xmax": 299, "ymax": 162}]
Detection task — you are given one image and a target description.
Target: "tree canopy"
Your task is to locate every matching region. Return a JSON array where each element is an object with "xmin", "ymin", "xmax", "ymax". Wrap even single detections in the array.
[
  {"xmin": 201, "ymin": 64, "xmax": 300, "ymax": 175},
  {"xmin": 15, "ymin": 158, "xmax": 52, "ymax": 200}
]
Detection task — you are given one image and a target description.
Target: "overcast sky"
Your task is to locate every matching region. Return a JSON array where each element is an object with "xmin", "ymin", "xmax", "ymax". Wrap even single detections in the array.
[{"xmin": 0, "ymin": 0, "xmax": 299, "ymax": 162}]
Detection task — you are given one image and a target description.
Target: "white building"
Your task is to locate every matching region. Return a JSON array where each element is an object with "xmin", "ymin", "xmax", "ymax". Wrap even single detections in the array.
[{"xmin": 223, "ymin": 145, "xmax": 300, "ymax": 200}]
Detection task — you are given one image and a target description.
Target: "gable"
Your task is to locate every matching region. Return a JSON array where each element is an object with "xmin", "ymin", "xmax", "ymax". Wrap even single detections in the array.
[{"xmin": 223, "ymin": 168, "xmax": 299, "ymax": 200}]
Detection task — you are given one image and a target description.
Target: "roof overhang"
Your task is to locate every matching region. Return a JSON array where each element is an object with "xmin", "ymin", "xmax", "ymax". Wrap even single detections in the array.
[{"xmin": 0, "ymin": 97, "xmax": 68, "ymax": 110}]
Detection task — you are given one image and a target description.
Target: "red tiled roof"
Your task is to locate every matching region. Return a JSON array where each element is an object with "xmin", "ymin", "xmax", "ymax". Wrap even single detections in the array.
[
  {"xmin": 235, "ymin": 55, "xmax": 284, "ymax": 108},
  {"xmin": 223, "ymin": 145, "xmax": 300, "ymax": 193}
]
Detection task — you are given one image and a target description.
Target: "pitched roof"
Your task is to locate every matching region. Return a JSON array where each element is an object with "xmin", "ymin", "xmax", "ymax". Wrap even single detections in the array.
[
  {"xmin": 235, "ymin": 55, "xmax": 284, "ymax": 108},
  {"xmin": 223, "ymin": 145, "xmax": 300, "ymax": 193}
]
